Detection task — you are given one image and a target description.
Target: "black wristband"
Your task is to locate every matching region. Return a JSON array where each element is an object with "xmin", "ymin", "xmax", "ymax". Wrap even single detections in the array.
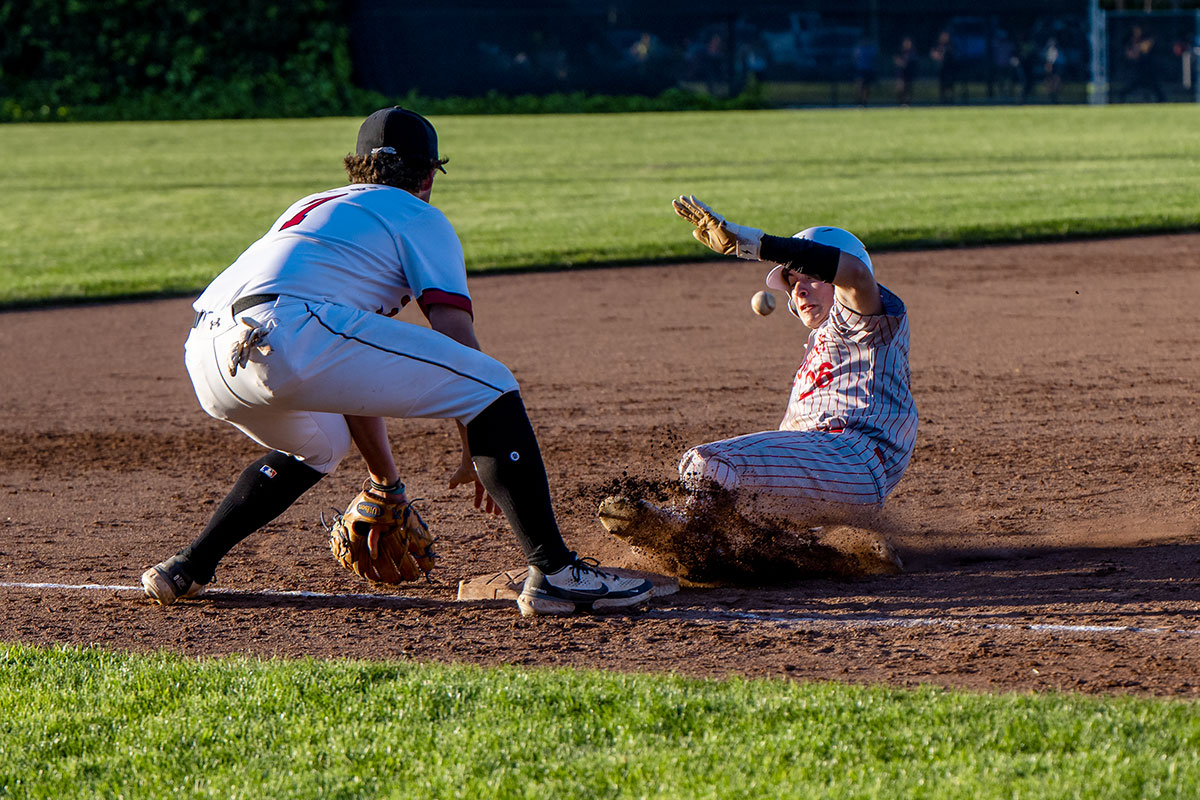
[
  {"xmin": 369, "ymin": 477, "xmax": 404, "ymax": 495},
  {"xmin": 759, "ymin": 235, "xmax": 841, "ymax": 284}
]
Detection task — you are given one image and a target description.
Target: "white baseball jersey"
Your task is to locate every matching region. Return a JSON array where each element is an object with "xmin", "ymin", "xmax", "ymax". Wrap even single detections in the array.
[
  {"xmin": 185, "ymin": 183, "xmax": 518, "ymax": 474},
  {"xmin": 194, "ymin": 184, "xmax": 472, "ymax": 319},
  {"xmin": 680, "ymin": 285, "xmax": 917, "ymax": 509}
]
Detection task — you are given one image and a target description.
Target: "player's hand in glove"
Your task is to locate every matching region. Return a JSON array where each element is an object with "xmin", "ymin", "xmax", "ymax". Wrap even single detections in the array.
[
  {"xmin": 672, "ymin": 195, "xmax": 764, "ymax": 260},
  {"xmin": 326, "ymin": 479, "xmax": 436, "ymax": 583}
]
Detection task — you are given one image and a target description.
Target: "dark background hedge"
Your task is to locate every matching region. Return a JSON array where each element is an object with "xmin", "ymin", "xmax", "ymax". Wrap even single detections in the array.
[
  {"xmin": 0, "ymin": 0, "xmax": 770, "ymax": 121},
  {"xmin": 5, "ymin": 0, "xmax": 1138, "ymax": 121},
  {"xmin": 0, "ymin": 0, "xmax": 386, "ymax": 120}
]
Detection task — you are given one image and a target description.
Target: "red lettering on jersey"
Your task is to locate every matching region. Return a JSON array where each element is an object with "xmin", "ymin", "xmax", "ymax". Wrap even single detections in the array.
[
  {"xmin": 795, "ymin": 361, "xmax": 834, "ymax": 401},
  {"xmin": 798, "ymin": 338, "xmax": 828, "ymax": 372},
  {"xmin": 279, "ymin": 193, "xmax": 347, "ymax": 230}
]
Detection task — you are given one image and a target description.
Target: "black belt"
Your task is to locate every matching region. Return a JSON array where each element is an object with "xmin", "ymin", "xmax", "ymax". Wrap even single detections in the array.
[
  {"xmin": 192, "ymin": 293, "xmax": 279, "ymax": 328},
  {"xmin": 232, "ymin": 293, "xmax": 279, "ymax": 316}
]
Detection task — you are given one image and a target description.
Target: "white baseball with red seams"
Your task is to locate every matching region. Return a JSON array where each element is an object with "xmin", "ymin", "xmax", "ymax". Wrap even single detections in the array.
[
  {"xmin": 679, "ymin": 280, "xmax": 917, "ymax": 509},
  {"xmin": 185, "ymin": 184, "xmax": 518, "ymax": 474}
]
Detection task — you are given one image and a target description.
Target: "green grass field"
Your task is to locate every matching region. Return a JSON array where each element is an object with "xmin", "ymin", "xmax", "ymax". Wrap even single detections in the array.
[
  {"xmin": 2, "ymin": 644, "xmax": 1197, "ymax": 800},
  {"xmin": 1, "ymin": 104, "xmax": 1198, "ymax": 305}
]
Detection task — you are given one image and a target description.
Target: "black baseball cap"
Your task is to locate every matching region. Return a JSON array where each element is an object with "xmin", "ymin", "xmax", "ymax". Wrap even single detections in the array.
[{"xmin": 355, "ymin": 107, "xmax": 446, "ymax": 173}]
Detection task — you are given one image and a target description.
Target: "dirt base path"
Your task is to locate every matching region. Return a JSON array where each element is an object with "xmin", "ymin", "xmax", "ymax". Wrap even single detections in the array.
[{"xmin": 2, "ymin": 234, "xmax": 1197, "ymax": 696}]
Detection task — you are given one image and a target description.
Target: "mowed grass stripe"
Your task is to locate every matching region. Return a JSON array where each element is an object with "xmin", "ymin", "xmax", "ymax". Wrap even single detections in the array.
[
  {"xmin": 2, "ymin": 104, "xmax": 1199, "ymax": 305},
  {"xmin": 1, "ymin": 644, "xmax": 1197, "ymax": 800}
]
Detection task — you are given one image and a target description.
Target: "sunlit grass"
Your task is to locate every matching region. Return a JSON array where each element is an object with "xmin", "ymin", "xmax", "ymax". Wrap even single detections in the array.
[
  {"xmin": 2, "ymin": 644, "xmax": 1198, "ymax": 799},
  {"xmin": 2, "ymin": 104, "xmax": 1198, "ymax": 305}
]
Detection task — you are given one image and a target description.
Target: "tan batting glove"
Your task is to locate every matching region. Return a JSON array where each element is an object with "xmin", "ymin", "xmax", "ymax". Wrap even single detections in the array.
[{"xmin": 672, "ymin": 195, "xmax": 763, "ymax": 260}]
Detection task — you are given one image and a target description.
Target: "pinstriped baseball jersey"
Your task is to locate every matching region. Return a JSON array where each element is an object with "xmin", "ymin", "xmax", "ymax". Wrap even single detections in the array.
[
  {"xmin": 679, "ymin": 283, "xmax": 916, "ymax": 507},
  {"xmin": 780, "ymin": 284, "xmax": 917, "ymax": 495}
]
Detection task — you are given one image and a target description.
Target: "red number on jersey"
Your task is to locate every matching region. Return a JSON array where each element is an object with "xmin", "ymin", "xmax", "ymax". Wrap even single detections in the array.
[
  {"xmin": 795, "ymin": 361, "xmax": 834, "ymax": 401},
  {"xmin": 279, "ymin": 193, "xmax": 347, "ymax": 230}
]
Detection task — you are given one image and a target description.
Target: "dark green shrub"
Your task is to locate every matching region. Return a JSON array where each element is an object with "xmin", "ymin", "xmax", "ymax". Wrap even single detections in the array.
[{"xmin": 0, "ymin": 0, "xmax": 379, "ymax": 121}]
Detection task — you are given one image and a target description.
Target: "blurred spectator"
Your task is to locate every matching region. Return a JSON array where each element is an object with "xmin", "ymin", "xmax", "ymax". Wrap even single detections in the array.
[
  {"xmin": 930, "ymin": 31, "xmax": 956, "ymax": 104},
  {"xmin": 1172, "ymin": 38, "xmax": 1196, "ymax": 94},
  {"xmin": 1120, "ymin": 25, "xmax": 1165, "ymax": 102},
  {"xmin": 992, "ymin": 31, "xmax": 1016, "ymax": 97},
  {"xmin": 629, "ymin": 32, "xmax": 653, "ymax": 64},
  {"xmin": 1016, "ymin": 36, "xmax": 1038, "ymax": 103},
  {"xmin": 893, "ymin": 36, "xmax": 918, "ymax": 106},
  {"xmin": 853, "ymin": 36, "xmax": 877, "ymax": 106},
  {"xmin": 1043, "ymin": 37, "xmax": 1062, "ymax": 103},
  {"xmin": 737, "ymin": 39, "xmax": 768, "ymax": 86},
  {"xmin": 703, "ymin": 31, "xmax": 726, "ymax": 95}
]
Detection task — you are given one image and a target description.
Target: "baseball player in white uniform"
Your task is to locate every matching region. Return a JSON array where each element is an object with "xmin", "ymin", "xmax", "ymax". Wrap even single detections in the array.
[
  {"xmin": 141, "ymin": 107, "xmax": 652, "ymax": 616},
  {"xmin": 601, "ymin": 196, "xmax": 916, "ymax": 543}
]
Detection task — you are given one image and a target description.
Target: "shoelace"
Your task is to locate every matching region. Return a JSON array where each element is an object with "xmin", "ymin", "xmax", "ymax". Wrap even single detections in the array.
[{"xmin": 568, "ymin": 556, "xmax": 615, "ymax": 581}]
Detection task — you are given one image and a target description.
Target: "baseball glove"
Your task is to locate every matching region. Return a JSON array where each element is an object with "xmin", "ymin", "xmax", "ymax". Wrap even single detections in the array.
[
  {"xmin": 671, "ymin": 195, "xmax": 764, "ymax": 260},
  {"xmin": 325, "ymin": 481, "xmax": 436, "ymax": 584}
]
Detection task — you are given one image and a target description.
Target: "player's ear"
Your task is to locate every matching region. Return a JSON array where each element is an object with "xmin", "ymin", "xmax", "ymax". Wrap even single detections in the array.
[{"xmin": 415, "ymin": 169, "xmax": 436, "ymax": 202}]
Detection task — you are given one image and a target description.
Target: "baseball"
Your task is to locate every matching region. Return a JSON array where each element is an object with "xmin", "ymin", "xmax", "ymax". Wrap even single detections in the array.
[{"xmin": 751, "ymin": 290, "xmax": 776, "ymax": 316}]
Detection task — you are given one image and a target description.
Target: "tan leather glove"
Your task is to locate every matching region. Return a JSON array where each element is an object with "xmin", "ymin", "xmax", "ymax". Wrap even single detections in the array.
[
  {"xmin": 672, "ymin": 195, "xmax": 764, "ymax": 260},
  {"xmin": 326, "ymin": 480, "xmax": 436, "ymax": 584}
]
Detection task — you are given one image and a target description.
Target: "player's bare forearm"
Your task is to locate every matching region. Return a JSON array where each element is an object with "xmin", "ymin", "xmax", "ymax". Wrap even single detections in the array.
[
  {"xmin": 430, "ymin": 307, "xmax": 482, "ymax": 468},
  {"xmin": 428, "ymin": 305, "xmax": 481, "ymax": 351},
  {"xmin": 449, "ymin": 419, "xmax": 500, "ymax": 514},
  {"xmin": 456, "ymin": 419, "xmax": 470, "ymax": 452},
  {"xmin": 427, "ymin": 307, "xmax": 500, "ymax": 514},
  {"xmin": 831, "ymin": 253, "xmax": 883, "ymax": 316},
  {"xmin": 345, "ymin": 414, "xmax": 400, "ymax": 488}
]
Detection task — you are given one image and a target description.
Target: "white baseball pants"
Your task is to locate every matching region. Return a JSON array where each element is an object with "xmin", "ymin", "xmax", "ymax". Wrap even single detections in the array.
[
  {"xmin": 185, "ymin": 296, "xmax": 518, "ymax": 473},
  {"xmin": 679, "ymin": 429, "xmax": 888, "ymax": 511}
]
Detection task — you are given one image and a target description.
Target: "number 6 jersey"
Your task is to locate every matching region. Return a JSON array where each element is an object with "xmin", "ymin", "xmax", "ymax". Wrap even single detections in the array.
[{"xmin": 779, "ymin": 285, "xmax": 917, "ymax": 494}]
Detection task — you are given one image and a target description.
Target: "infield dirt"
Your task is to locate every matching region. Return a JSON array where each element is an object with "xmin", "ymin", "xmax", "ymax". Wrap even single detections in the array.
[{"xmin": 1, "ymin": 234, "xmax": 1197, "ymax": 696}]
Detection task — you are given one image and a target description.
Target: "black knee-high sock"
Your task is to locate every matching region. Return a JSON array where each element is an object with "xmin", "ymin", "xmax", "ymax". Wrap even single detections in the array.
[
  {"xmin": 466, "ymin": 391, "xmax": 572, "ymax": 572},
  {"xmin": 179, "ymin": 451, "xmax": 324, "ymax": 583}
]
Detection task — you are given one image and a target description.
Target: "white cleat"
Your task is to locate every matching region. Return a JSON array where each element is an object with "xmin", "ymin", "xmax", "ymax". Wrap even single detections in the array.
[{"xmin": 517, "ymin": 556, "xmax": 654, "ymax": 617}]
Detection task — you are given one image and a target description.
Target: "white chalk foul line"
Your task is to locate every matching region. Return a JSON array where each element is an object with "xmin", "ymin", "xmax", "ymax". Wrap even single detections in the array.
[
  {"xmin": 3, "ymin": 581, "xmax": 1198, "ymax": 638},
  {"xmin": 0, "ymin": 581, "xmax": 414, "ymax": 602},
  {"xmin": 651, "ymin": 608, "xmax": 1200, "ymax": 638}
]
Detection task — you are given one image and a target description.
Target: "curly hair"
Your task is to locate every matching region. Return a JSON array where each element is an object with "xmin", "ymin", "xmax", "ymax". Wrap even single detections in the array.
[{"xmin": 343, "ymin": 152, "xmax": 450, "ymax": 191}]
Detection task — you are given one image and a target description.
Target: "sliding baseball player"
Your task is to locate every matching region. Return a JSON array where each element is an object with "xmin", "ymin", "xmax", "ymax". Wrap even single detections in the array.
[{"xmin": 600, "ymin": 196, "xmax": 917, "ymax": 565}]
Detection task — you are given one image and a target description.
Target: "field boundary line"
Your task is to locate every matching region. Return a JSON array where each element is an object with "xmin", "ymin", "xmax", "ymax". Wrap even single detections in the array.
[
  {"xmin": 4, "ymin": 581, "xmax": 1198, "ymax": 638},
  {"xmin": 650, "ymin": 608, "xmax": 1200, "ymax": 637},
  {"xmin": 0, "ymin": 581, "xmax": 414, "ymax": 602}
]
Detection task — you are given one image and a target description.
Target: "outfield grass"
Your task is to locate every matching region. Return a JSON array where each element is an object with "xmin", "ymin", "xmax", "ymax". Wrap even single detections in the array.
[
  {"xmin": 1, "ymin": 644, "xmax": 1197, "ymax": 800},
  {"xmin": 2, "ymin": 104, "xmax": 1198, "ymax": 305}
]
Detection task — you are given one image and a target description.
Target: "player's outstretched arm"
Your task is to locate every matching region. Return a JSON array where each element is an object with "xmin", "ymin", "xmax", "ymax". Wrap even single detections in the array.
[
  {"xmin": 672, "ymin": 195, "xmax": 882, "ymax": 315},
  {"xmin": 761, "ymin": 235, "xmax": 882, "ymax": 316}
]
